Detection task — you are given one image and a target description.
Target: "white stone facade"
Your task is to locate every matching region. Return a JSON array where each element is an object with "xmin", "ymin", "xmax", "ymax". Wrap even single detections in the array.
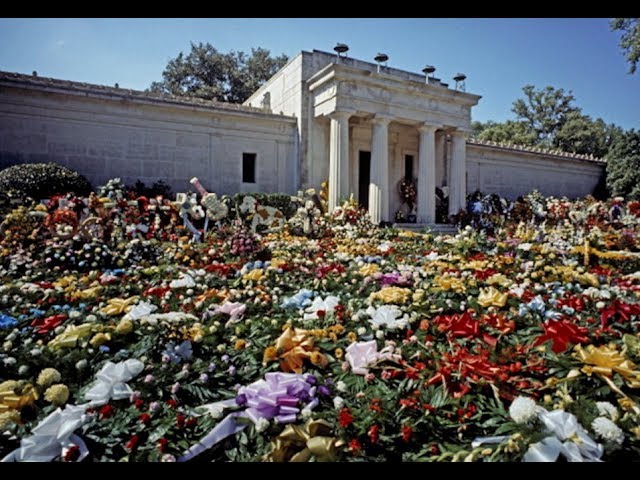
[{"xmin": 0, "ymin": 49, "xmax": 605, "ymax": 220}]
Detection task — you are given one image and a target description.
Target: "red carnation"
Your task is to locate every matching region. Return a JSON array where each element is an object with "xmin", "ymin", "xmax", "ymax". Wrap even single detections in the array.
[
  {"xmin": 99, "ymin": 404, "xmax": 114, "ymax": 420},
  {"xmin": 338, "ymin": 408, "xmax": 354, "ymax": 428},
  {"xmin": 401, "ymin": 425, "xmax": 413, "ymax": 442},
  {"xmin": 124, "ymin": 434, "xmax": 140, "ymax": 451},
  {"xmin": 139, "ymin": 413, "xmax": 151, "ymax": 425}
]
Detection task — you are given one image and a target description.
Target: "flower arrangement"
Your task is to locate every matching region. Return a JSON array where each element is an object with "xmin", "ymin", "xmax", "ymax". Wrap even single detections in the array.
[{"xmin": 0, "ymin": 178, "xmax": 639, "ymax": 462}]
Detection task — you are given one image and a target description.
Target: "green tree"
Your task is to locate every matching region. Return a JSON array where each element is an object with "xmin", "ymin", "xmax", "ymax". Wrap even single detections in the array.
[
  {"xmin": 555, "ymin": 112, "xmax": 620, "ymax": 158},
  {"xmin": 606, "ymin": 129, "xmax": 640, "ymax": 199},
  {"xmin": 610, "ymin": 18, "xmax": 640, "ymax": 74},
  {"xmin": 149, "ymin": 43, "xmax": 288, "ymax": 103},
  {"xmin": 474, "ymin": 120, "xmax": 537, "ymax": 146},
  {"xmin": 512, "ymin": 85, "xmax": 580, "ymax": 146}
]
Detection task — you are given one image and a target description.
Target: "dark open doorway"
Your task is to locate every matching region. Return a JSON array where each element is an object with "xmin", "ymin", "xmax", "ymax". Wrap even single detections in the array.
[{"xmin": 358, "ymin": 151, "xmax": 371, "ymax": 209}]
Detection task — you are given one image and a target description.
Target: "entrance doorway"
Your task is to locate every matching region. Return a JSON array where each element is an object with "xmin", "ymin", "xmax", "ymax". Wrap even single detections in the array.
[{"xmin": 358, "ymin": 151, "xmax": 371, "ymax": 209}]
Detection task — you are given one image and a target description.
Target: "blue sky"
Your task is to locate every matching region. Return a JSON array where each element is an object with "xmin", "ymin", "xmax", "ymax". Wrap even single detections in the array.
[{"xmin": 0, "ymin": 18, "xmax": 637, "ymax": 130}]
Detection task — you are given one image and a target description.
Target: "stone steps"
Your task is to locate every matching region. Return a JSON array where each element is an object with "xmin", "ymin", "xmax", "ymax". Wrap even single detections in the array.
[{"xmin": 393, "ymin": 223, "xmax": 459, "ymax": 235}]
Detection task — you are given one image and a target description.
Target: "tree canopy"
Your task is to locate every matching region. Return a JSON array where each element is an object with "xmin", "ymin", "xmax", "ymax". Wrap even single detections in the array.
[
  {"xmin": 473, "ymin": 84, "xmax": 639, "ymax": 200},
  {"xmin": 610, "ymin": 18, "xmax": 640, "ymax": 74},
  {"xmin": 148, "ymin": 43, "xmax": 288, "ymax": 103}
]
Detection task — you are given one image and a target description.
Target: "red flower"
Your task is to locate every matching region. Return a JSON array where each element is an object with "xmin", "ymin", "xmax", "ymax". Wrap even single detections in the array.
[
  {"xmin": 63, "ymin": 445, "xmax": 81, "ymax": 462},
  {"xmin": 139, "ymin": 413, "xmax": 151, "ymax": 425},
  {"xmin": 316, "ymin": 310, "xmax": 326, "ymax": 318},
  {"xmin": 348, "ymin": 439, "xmax": 362, "ymax": 453},
  {"xmin": 157, "ymin": 438, "xmax": 169, "ymax": 453},
  {"xmin": 368, "ymin": 425, "xmax": 380, "ymax": 444},
  {"xmin": 134, "ymin": 398, "xmax": 145, "ymax": 410},
  {"xmin": 99, "ymin": 405, "xmax": 114, "ymax": 420},
  {"xmin": 338, "ymin": 408, "xmax": 354, "ymax": 428},
  {"xmin": 166, "ymin": 399, "xmax": 178, "ymax": 408},
  {"xmin": 401, "ymin": 425, "xmax": 413, "ymax": 442},
  {"xmin": 124, "ymin": 434, "xmax": 140, "ymax": 451},
  {"xmin": 185, "ymin": 417, "xmax": 198, "ymax": 428},
  {"xmin": 369, "ymin": 398, "xmax": 382, "ymax": 413},
  {"xmin": 176, "ymin": 414, "xmax": 186, "ymax": 429}
]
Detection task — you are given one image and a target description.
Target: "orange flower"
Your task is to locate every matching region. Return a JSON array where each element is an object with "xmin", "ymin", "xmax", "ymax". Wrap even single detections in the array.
[{"xmin": 234, "ymin": 339, "xmax": 247, "ymax": 350}]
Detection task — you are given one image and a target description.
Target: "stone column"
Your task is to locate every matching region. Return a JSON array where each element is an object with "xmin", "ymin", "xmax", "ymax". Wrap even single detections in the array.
[
  {"xmin": 417, "ymin": 124, "xmax": 439, "ymax": 224},
  {"xmin": 328, "ymin": 110, "xmax": 353, "ymax": 211},
  {"xmin": 369, "ymin": 115, "xmax": 392, "ymax": 224},
  {"xmin": 448, "ymin": 130, "xmax": 467, "ymax": 216}
]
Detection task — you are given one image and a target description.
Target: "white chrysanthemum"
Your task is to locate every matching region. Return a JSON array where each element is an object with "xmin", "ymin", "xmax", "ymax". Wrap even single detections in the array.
[
  {"xmin": 592, "ymin": 417, "xmax": 624, "ymax": 444},
  {"xmin": 255, "ymin": 417, "xmax": 270, "ymax": 433},
  {"xmin": 596, "ymin": 402, "xmax": 619, "ymax": 421},
  {"xmin": 509, "ymin": 396, "xmax": 538, "ymax": 424}
]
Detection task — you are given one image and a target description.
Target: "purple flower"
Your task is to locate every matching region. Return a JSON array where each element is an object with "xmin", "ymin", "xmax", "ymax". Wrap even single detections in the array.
[
  {"xmin": 208, "ymin": 363, "xmax": 217, "ymax": 372},
  {"xmin": 199, "ymin": 373, "xmax": 209, "ymax": 383},
  {"xmin": 235, "ymin": 393, "xmax": 248, "ymax": 406},
  {"xmin": 317, "ymin": 385, "xmax": 331, "ymax": 397},
  {"xmin": 228, "ymin": 365, "xmax": 236, "ymax": 376},
  {"xmin": 171, "ymin": 382, "xmax": 180, "ymax": 394}
]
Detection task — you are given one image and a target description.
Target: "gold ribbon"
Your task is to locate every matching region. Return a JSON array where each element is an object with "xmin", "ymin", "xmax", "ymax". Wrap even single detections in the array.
[
  {"xmin": 99, "ymin": 296, "xmax": 139, "ymax": 316},
  {"xmin": 369, "ymin": 286, "xmax": 412, "ymax": 304},
  {"xmin": 264, "ymin": 327, "xmax": 328, "ymax": 374},
  {"xmin": 571, "ymin": 242, "xmax": 640, "ymax": 266},
  {"xmin": 48, "ymin": 324, "xmax": 96, "ymax": 350},
  {"xmin": 477, "ymin": 287, "xmax": 508, "ymax": 308},
  {"xmin": 575, "ymin": 344, "xmax": 640, "ymax": 389},
  {"xmin": 265, "ymin": 419, "xmax": 344, "ymax": 462},
  {"xmin": 0, "ymin": 383, "xmax": 38, "ymax": 413}
]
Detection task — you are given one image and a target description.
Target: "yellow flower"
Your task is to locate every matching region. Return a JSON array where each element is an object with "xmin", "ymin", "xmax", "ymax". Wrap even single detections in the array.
[
  {"xmin": 477, "ymin": 287, "xmax": 508, "ymax": 308},
  {"xmin": 270, "ymin": 258, "xmax": 286, "ymax": 269},
  {"xmin": 347, "ymin": 332, "xmax": 357, "ymax": 343},
  {"xmin": 334, "ymin": 348, "xmax": 344, "ymax": 359},
  {"xmin": 235, "ymin": 339, "xmax": 247, "ymax": 350},
  {"xmin": 44, "ymin": 384, "xmax": 69, "ymax": 406},
  {"xmin": 486, "ymin": 273, "xmax": 512, "ymax": 287},
  {"xmin": 89, "ymin": 332, "xmax": 111, "ymax": 347},
  {"xmin": 243, "ymin": 269, "xmax": 265, "ymax": 282},
  {"xmin": 358, "ymin": 264, "xmax": 380, "ymax": 277},
  {"xmin": 433, "ymin": 275, "xmax": 466, "ymax": 293},
  {"xmin": 53, "ymin": 275, "xmax": 77, "ymax": 289},
  {"xmin": 618, "ymin": 397, "xmax": 637, "ymax": 412},
  {"xmin": 0, "ymin": 410, "xmax": 20, "ymax": 429},
  {"xmin": 369, "ymin": 286, "xmax": 411, "ymax": 305},
  {"xmin": 115, "ymin": 319, "xmax": 134, "ymax": 335},
  {"xmin": 412, "ymin": 289, "xmax": 425, "ymax": 303},
  {"xmin": 464, "ymin": 260, "xmax": 487, "ymax": 271},
  {"xmin": 36, "ymin": 368, "xmax": 61, "ymax": 387}
]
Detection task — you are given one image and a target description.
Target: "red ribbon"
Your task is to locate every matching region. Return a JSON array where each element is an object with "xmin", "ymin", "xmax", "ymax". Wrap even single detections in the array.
[
  {"xmin": 600, "ymin": 299, "xmax": 640, "ymax": 328},
  {"xmin": 31, "ymin": 314, "xmax": 66, "ymax": 334},
  {"xmin": 533, "ymin": 319, "xmax": 589, "ymax": 353}
]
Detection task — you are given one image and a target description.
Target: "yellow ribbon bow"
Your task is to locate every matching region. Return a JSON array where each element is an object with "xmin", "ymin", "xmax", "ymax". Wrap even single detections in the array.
[
  {"xmin": 265, "ymin": 419, "xmax": 345, "ymax": 462},
  {"xmin": 242, "ymin": 269, "xmax": 265, "ymax": 282},
  {"xmin": 75, "ymin": 285, "xmax": 104, "ymax": 300},
  {"xmin": 0, "ymin": 382, "xmax": 38, "ymax": 413},
  {"xmin": 99, "ymin": 296, "xmax": 139, "ymax": 316},
  {"xmin": 264, "ymin": 327, "xmax": 328, "ymax": 374},
  {"xmin": 477, "ymin": 287, "xmax": 508, "ymax": 308},
  {"xmin": 433, "ymin": 276, "xmax": 466, "ymax": 293},
  {"xmin": 48, "ymin": 324, "xmax": 96, "ymax": 350},
  {"xmin": 575, "ymin": 344, "xmax": 640, "ymax": 389},
  {"xmin": 369, "ymin": 286, "xmax": 412, "ymax": 304}
]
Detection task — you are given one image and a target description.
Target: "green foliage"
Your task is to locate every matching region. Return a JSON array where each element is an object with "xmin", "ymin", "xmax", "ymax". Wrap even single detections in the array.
[
  {"xmin": 611, "ymin": 18, "xmax": 640, "ymax": 74},
  {"xmin": 512, "ymin": 84, "xmax": 579, "ymax": 146},
  {"xmin": 0, "ymin": 162, "xmax": 92, "ymax": 200},
  {"xmin": 474, "ymin": 120, "xmax": 537, "ymax": 146},
  {"xmin": 129, "ymin": 179, "xmax": 174, "ymax": 199},
  {"xmin": 606, "ymin": 128, "xmax": 640, "ymax": 200},
  {"xmin": 148, "ymin": 42, "xmax": 288, "ymax": 103}
]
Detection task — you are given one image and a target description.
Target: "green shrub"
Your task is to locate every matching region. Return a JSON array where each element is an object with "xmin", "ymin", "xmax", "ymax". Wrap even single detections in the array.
[{"xmin": 0, "ymin": 163, "xmax": 92, "ymax": 200}]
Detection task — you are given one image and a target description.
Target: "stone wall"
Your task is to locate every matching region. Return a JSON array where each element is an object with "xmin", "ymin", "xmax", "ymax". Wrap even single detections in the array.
[
  {"xmin": 0, "ymin": 79, "xmax": 298, "ymax": 195},
  {"xmin": 467, "ymin": 141, "xmax": 605, "ymax": 200}
]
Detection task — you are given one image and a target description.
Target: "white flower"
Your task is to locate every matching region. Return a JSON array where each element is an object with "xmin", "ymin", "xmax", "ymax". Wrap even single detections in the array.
[
  {"xmin": 357, "ymin": 327, "xmax": 367, "ymax": 336},
  {"xmin": 592, "ymin": 417, "xmax": 624, "ymax": 444},
  {"xmin": 509, "ymin": 396, "xmax": 538, "ymax": 424},
  {"xmin": 3, "ymin": 357, "xmax": 16, "ymax": 366},
  {"xmin": 75, "ymin": 359, "xmax": 88, "ymax": 371},
  {"xmin": 375, "ymin": 330, "xmax": 385, "ymax": 339},
  {"xmin": 255, "ymin": 417, "xmax": 270, "ymax": 433},
  {"xmin": 595, "ymin": 402, "xmax": 619, "ymax": 421},
  {"xmin": 336, "ymin": 381, "xmax": 347, "ymax": 392},
  {"xmin": 303, "ymin": 295, "xmax": 340, "ymax": 321},
  {"xmin": 333, "ymin": 396, "xmax": 345, "ymax": 409}
]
